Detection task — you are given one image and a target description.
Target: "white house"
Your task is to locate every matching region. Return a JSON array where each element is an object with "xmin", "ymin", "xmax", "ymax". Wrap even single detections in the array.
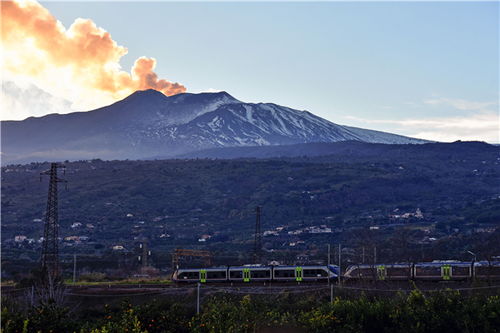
[{"xmin": 14, "ymin": 235, "xmax": 27, "ymax": 242}]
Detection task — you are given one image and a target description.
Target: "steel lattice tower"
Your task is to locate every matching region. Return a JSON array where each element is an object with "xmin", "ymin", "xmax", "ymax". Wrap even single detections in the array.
[
  {"xmin": 40, "ymin": 163, "xmax": 66, "ymax": 281},
  {"xmin": 253, "ymin": 206, "xmax": 262, "ymax": 264}
]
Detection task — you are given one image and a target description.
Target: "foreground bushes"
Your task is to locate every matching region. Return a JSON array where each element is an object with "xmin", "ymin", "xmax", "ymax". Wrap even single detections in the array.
[
  {"xmin": 2, "ymin": 290, "xmax": 500, "ymax": 333},
  {"xmin": 189, "ymin": 291, "xmax": 500, "ymax": 333}
]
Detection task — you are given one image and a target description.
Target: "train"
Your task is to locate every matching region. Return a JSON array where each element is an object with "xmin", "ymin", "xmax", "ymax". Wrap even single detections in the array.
[
  {"xmin": 172, "ymin": 261, "xmax": 500, "ymax": 283},
  {"xmin": 173, "ymin": 265, "xmax": 340, "ymax": 283}
]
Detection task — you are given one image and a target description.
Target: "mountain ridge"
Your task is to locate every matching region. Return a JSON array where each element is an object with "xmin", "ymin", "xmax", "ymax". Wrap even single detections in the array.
[
  {"xmin": 1, "ymin": 89, "xmax": 426, "ymax": 164},
  {"xmin": 173, "ymin": 140, "xmax": 492, "ymax": 160}
]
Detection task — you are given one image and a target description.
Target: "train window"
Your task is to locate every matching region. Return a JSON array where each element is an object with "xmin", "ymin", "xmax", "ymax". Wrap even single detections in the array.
[
  {"xmin": 230, "ymin": 270, "xmax": 243, "ymax": 279},
  {"xmin": 303, "ymin": 269, "xmax": 327, "ymax": 277},
  {"xmin": 491, "ymin": 266, "xmax": 500, "ymax": 275},
  {"xmin": 274, "ymin": 269, "xmax": 295, "ymax": 278},
  {"xmin": 358, "ymin": 268, "xmax": 375, "ymax": 277},
  {"xmin": 475, "ymin": 266, "xmax": 487, "ymax": 275},
  {"xmin": 476, "ymin": 265, "xmax": 500, "ymax": 276},
  {"xmin": 303, "ymin": 269, "xmax": 314, "ymax": 277},
  {"xmin": 416, "ymin": 266, "xmax": 441, "ymax": 276},
  {"xmin": 179, "ymin": 271, "xmax": 199, "ymax": 279},
  {"xmin": 251, "ymin": 270, "xmax": 271, "ymax": 278},
  {"xmin": 318, "ymin": 269, "xmax": 327, "ymax": 277},
  {"xmin": 452, "ymin": 266, "xmax": 470, "ymax": 276},
  {"xmin": 387, "ymin": 267, "xmax": 410, "ymax": 276},
  {"xmin": 207, "ymin": 271, "xmax": 226, "ymax": 279}
]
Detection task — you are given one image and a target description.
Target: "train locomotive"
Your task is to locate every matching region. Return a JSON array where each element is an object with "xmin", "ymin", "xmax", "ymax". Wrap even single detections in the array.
[{"xmin": 172, "ymin": 261, "xmax": 500, "ymax": 283}]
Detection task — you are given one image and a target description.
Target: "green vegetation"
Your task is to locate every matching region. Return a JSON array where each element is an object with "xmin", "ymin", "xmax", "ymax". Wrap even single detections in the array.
[{"xmin": 2, "ymin": 290, "xmax": 500, "ymax": 333}]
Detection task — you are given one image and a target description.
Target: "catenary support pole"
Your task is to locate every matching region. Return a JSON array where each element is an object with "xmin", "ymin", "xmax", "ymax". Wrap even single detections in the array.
[
  {"xmin": 327, "ymin": 244, "xmax": 331, "ymax": 286},
  {"xmin": 73, "ymin": 254, "xmax": 77, "ymax": 284},
  {"xmin": 338, "ymin": 244, "xmax": 341, "ymax": 285},
  {"xmin": 328, "ymin": 244, "xmax": 331, "ymax": 266},
  {"xmin": 196, "ymin": 283, "xmax": 201, "ymax": 315},
  {"xmin": 30, "ymin": 285, "xmax": 34, "ymax": 307}
]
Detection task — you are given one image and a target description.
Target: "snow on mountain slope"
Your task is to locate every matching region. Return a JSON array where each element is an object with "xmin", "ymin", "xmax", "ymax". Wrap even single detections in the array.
[
  {"xmin": 341, "ymin": 126, "xmax": 425, "ymax": 144},
  {"xmin": 147, "ymin": 102, "xmax": 424, "ymax": 149},
  {"xmin": 1, "ymin": 89, "xmax": 425, "ymax": 164}
]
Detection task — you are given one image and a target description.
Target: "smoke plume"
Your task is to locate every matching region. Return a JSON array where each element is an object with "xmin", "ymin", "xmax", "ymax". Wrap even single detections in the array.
[{"xmin": 1, "ymin": 0, "xmax": 186, "ymax": 110}]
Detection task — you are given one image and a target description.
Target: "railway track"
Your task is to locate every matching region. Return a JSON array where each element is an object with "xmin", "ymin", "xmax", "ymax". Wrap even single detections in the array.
[{"xmin": 4, "ymin": 280, "xmax": 500, "ymax": 299}]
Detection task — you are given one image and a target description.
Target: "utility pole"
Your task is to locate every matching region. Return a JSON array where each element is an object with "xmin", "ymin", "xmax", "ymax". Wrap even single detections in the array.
[
  {"xmin": 327, "ymin": 244, "xmax": 331, "ymax": 286},
  {"xmin": 30, "ymin": 286, "xmax": 34, "ymax": 307},
  {"xmin": 141, "ymin": 242, "xmax": 150, "ymax": 269},
  {"xmin": 72, "ymin": 254, "xmax": 77, "ymax": 284},
  {"xmin": 374, "ymin": 246, "xmax": 377, "ymax": 265},
  {"xmin": 338, "ymin": 244, "xmax": 341, "ymax": 285},
  {"xmin": 327, "ymin": 244, "xmax": 331, "ymax": 266},
  {"xmin": 362, "ymin": 247, "xmax": 365, "ymax": 264},
  {"xmin": 196, "ymin": 283, "xmax": 201, "ymax": 315},
  {"xmin": 138, "ymin": 240, "xmax": 152, "ymax": 273},
  {"xmin": 253, "ymin": 206, "xmax": 262, "ymax": 264},
  {"xmin": 40, "ymin": 163, "xmax": 66, "ymax": 285}
]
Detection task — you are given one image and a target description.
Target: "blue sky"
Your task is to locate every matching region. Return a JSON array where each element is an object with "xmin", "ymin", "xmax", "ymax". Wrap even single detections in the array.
[{"xmin": 4, "ymin": 1, "xmax": 499, "ymax": 142}]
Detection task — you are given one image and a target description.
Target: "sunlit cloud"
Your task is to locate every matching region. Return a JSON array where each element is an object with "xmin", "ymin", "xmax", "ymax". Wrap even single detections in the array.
[
  {"xmin": 345, "ymin": 113, "xmax": 498, "ymax": 142},
  {"xmin": 1, "ymin": 0, "xmax": 186, "ymax": 115},
  {"xmin": 345, "ymin": 97, "xmax": 499, "ymax": 143},
  {"xmin": 1, "ymin": 80, "xmax": 75, "ymax": 120},
  {"xmin": 423, "ymin": 97, "xmax": 496, "ymax": 111}
]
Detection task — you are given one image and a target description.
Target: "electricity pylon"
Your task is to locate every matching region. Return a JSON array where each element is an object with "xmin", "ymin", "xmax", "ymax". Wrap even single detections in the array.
[{"xmin": 40, "ymin": 163, "xmax": 66, "ymax": 283}]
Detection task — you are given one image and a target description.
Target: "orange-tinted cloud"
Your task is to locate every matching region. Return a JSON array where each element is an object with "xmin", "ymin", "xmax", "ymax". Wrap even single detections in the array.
[{"xmin": 1, "ymin": 0, "xmax": 186, "ymax": 104}]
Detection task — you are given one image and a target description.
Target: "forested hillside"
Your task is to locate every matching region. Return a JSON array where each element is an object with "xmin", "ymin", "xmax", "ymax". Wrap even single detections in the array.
[{"xmin": 2, "ymin": 141, "xmax": 499, "ymax": 277}]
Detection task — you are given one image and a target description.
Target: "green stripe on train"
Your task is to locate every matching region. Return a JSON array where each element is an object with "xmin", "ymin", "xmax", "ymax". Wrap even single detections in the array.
[
  {"xmin": 442, "ymin": 265, "xmax": 451, "ymax": 280},
  {"xmin": 295, "ymin": 266, "xmax": 303, "ymax": 282},
  {"xmin": 243, "ymin": 268, "xmax": 251, "ymax": 282},
  {"xmin": 200, "ymin": 269, "xmax": 207, "ymax": 283},
  {"xmin": 377, "ymin": 265, "xmax": 387, "ymax": 281}
]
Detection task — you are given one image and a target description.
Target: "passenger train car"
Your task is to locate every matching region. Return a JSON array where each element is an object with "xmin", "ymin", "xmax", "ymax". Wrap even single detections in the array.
[
  {"xmin": 474, "ymin": 261, "xmax": 500, "ymax": 279},
  {"xmin": 172, "ymin": 265, "xmax": 340, "ymax": 283},
  {"xmin": 342, "ymin": 263, "xmax": 412, "ymax": 281},
  {"xmin": 343, "ymin": 261, "xmax": 500, "ymax": 281}
]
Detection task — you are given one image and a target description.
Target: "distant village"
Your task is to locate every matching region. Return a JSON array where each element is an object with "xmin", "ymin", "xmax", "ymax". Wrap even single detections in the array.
[{"xmin": 7, "ymin": 206, "xmax": 498, "ymax": 259}]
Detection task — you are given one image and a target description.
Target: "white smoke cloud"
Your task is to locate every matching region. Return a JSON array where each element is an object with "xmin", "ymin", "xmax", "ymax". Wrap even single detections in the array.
[
  {"xmin": 1, "ymin": 0, "xmax": 186, "ymax": 114},
  {"xmin": 1, "ymin": 81, "xmax": 75, "ymax": 120}
]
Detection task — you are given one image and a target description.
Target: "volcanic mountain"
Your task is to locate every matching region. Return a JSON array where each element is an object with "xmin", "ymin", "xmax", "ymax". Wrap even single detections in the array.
[{"xmin": 1, "ymin": 89, "xmax": 425, "ymax": 164}]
